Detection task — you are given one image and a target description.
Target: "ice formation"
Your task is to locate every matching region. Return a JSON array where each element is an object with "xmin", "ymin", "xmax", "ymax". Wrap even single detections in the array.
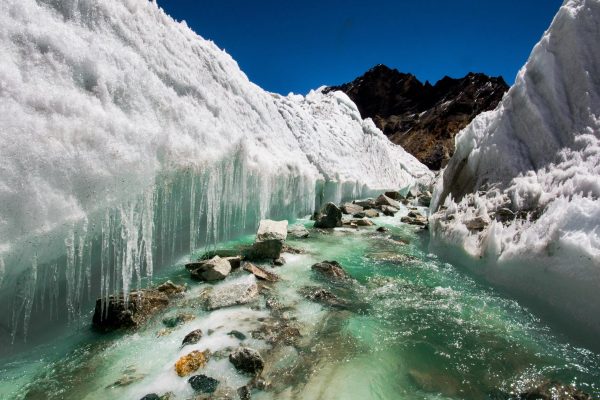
[
  {"xmin": 0, "ymin": 0, "xmax": 430, "ymax": 342},
  {"xmin": 430, "ymin": 0, "xmax": 600, "ymax": 342}
]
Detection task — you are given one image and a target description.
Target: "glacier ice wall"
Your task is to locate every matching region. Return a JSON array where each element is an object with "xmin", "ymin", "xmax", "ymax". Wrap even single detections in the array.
[
  {"xmin": 430, "ymin": 0, "xmax": 600, "ymax": 345},
  {"xmin": 0, "ymin": 0, "xmax": 431, "ymax": 345}
]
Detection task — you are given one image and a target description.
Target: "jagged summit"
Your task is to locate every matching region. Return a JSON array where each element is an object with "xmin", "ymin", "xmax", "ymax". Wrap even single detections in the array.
[{"xmin": 325, "ymin": 66, "xmax": 508, "ymax": 169}]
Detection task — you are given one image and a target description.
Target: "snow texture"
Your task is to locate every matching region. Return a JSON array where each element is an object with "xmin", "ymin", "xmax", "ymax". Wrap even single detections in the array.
[
  {"xmin": 431, "ymin": 0, "xmax": 600, "ymax": 340},
  {"xmin": 0, "ymin": 0, "xmax": 430, "ymax": 339}
]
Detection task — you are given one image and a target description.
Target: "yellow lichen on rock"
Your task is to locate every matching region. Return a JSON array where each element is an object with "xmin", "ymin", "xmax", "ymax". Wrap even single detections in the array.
[{"xmin": 174, "ymin": 350, "xmax": 211, "ymax": 377}]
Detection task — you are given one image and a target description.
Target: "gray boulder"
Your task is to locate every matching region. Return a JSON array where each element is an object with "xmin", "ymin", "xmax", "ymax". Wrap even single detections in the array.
[
  {"xmin": 341, "ymin": 202, "xmax": 363, "ymax": 215},
  {"xmin": 288, "ymin": 224, "xmax": 310, "ymax": 239},
  {"xmin": 381, "ymin": 205, "xmax": 399, "ymax": 216},
  {"xmin": 376, "ymin": 194, "xmax": 401, "ymax": 209},
  {"xmin": 188, "ymin": 256, "xmax": 231, "ymax": 282},
  {"xmin": 311, "ymin": 260, "xmax": 350, "ymax": 281},
  {"xmin": 314, "ymin": 203, "xmax": 343, "ymax": 229},
  {"xmin": 247, "ymin": 219, "xmax": 288, "ymax": 260},
  {"xmin": 256, "ymin": 219, "xmax": 288, "ymax": 241},
  {"xmin": 353, "ymin": 199, "xmax": 376, "ymax": 209}
]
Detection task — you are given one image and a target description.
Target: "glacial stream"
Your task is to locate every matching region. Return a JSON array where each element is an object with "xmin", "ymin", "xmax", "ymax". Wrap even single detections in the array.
[{"xmin": 1, "ymin": 210, "xmax": 599, "ymax": 399}]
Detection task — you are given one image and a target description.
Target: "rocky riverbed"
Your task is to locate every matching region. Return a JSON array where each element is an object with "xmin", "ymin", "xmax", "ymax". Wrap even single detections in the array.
[{"xmin": 1, "ymin": 191, "xmax": 598, "ymax": 400}]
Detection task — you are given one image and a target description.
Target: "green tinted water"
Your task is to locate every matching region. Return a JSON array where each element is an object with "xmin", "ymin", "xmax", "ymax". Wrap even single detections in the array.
[{"xmin": 1, "ymin": 215, "xmax": 599, "ymax": 399}]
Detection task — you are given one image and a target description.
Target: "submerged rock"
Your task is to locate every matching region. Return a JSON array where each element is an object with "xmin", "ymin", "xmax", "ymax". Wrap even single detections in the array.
[
  {"xmin": 376, "ymin": 226, "xmax": 389, "ymax": 233},
  {"xmin": 243, "ymin": 262, "xmax": 280, "ymax": 282},
  {"xmin": 515, "ymin": 381, "xmax": 591, "ymax": 400},
  {"xmin": 401, "ymin": 211, "xmax": 428, "ymax": 227},
  {"xmin": 162, "ymin": 312, "xmax": 195, "ymax": 328},
  {"xmin": 229, "ymin": 347, "xmax": 265, "ymax": 375},
  {"xmin": 301, "ymin": 287, "xmax": 348, "ymax": 308},
  {"xmin": 174, "ymin": 350, "xmax": 211, "ymax": 377},
  {"xmin": 140, "ymin": 394, "xmax": 160, "ymax": 400},
  {"xmin": 156, "ymin": 280, "xmax": 186, "ymax": 297},
  {"xmin": 188, "ymin": 374, "xmax": 219, "ymax": 394},
  {"xmin": 272, "ymin": 257, "xmax": 286, "ymax": 266},
  {"xmin": 356, "ymin": 209, "xmax": 380, "ymax": 218},
  {"xmin": 341, "ymin": 202, "xmax": 364, "ymax": 215},
  {"xmin": 187, "ymin": 256, "xmax": 231, "ymax": 282},
  {"xmin": 311, "ymin": 261, "xmax": 350, "ymax": 281},
  {"xmin": 182, "ymin": 329, "xmax": 203, "ymax": 347},
  {"xmin": 227, "ymin": 330, "xmax": 247, "ymax": 340},
  {"xmin": 204, "ymin": 277, "xmax": 259, "ymax": 310},
  {"xmin": 314, "ymin": 203, "xmax": 343, "ymax": 229},
  {"xmin": 92, "ymin": 289, "xmax": 169, "ymax": 332},
  {"xmin": 288, "ymin": 224, "xmax": 310, "ymax": 238},
  {"xmin": 352, "ymin": 218, "xmax": 375, "ymax": 227}
]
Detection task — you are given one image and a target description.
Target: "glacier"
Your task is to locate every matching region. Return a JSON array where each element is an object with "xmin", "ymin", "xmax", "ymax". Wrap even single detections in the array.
[
  {"xmin": 430, "ymin": 0, "xmax": 600, "ymax": 345},
  {"xmin": 0, "ymin": 0, "xmax": 431, "ymax": 345}
]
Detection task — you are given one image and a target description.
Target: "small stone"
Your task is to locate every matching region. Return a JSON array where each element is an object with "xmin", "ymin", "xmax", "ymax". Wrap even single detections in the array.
[
  {"xmin": 227, "ymin": 330, "xmax": 247, "ymax": 340},
  {"xmin": 243, "ymin": 262, "xmax": 280, "ymax": 282},
  {"xmin": 182, "ymin": 328, "xmax": 203, "ymax": 347},
  {"xmin": 363, "ymin": 209, "xmax": 380, "ymax": 218},
  {"xmin": 381, "ymin": 205, "xmax": 399, "ymax": 216},
  {"xmin": 140, "ymin": 394, "xmax": 160, "ymax": 400},
  {"xmin": 188, "ymin": 374, "xmax": 219, "ymax": 394},
  {"xmin": 288, "ymin": 224, "xmax": 310, "ymax": 239},
  {"xmin": 156, "ymin": 280, "xmax": 186, "ymax": 297},
  {"xmin": 272, "ymin": 257, "xmax": 286, "ymax": 266},
  {"xmin": 353, "ymin": 218, "xmax": 375, "ymax": 226},
  {"xmin": 174, "ymin": 350, "xmax": 210, "ymax": 377},
  {"xmin": 229, "ymin": 347, "xmax": 265, "ymax": 375},
  {"xmin": 162, "ymin": 313, "xmax": 195, "ymax": 328},
  {"xmin": 376, "ymin": 227, "xmax": 389, "ymax": 233},
  {"xmin": 311, "ymin": 261, "xmax": 349, "ymax": 280},
  {"xmin": 237, "ymin": 386, "xmax": 251, "ymax": 400}
]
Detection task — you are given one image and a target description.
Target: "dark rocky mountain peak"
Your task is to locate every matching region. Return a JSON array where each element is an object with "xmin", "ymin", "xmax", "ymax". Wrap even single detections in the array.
[{"xmin": 325, "ymin": 65, "xmax": 508, "ymax": 170}]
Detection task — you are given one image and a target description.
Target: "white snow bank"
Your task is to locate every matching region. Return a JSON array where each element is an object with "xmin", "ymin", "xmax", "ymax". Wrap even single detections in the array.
[
  {"xmin": 0, "ymin": 0, "xmax": 430, "ymax": 339},
  {"xmin": 430, "ymin": 0, "xmax": 600, "ymax": 343}
]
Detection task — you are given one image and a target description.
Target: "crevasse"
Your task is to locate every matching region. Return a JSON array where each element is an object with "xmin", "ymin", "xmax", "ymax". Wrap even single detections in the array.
[{"xmin": 0, "ymin": 0, "xmax": 431, "ymax": 346}]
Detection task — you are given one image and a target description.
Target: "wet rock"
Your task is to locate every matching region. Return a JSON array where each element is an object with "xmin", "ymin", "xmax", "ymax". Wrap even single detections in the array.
[
  {"xmin": 272, "ymin": 257, "xmax": 286, "ymax": 266},
  {"xmin": 174, "ymin": 350, "xmax": 211, "ymax": 377},
  {"xmin": 281, "ymin": 243, "xmax": 305, "ymax": 254},
  {"xmin": 341, "ymin": 202, "xmax": 364, "ymax": 215},
  {"xmin": 314, "ymin": 202, "xmax": 343, "ymax": 229},
  {"xmin": 204, "ymin": 277, "xmax": 260, "ymax": 310},
  {"xmin": 229, "ymin": 347, "xmax": 265, "ymax": 375},
  {"xmin": 92, "ymin": 289, "xmax": 169, "ymax": 332},
  {"xmin": 228, "ymin": 330, "xmax": 247, "ymax": 340},
  {"xmin": 301, "ymin": 287, "xmax": 348, "ymax": 308},
  {"xmin": 108, "ymin": 372, "xmax": 145, "ymax": 388},
  {"xmin": 224, "ymin": 256, "xmax": 242, "ymax": 269},
  {"xmin": 516, "ymin": 381, "xmax": 591, "ymax": 400},
  {"xmin": 199, "ymin": 249, "xmax": 242, "ymax": 260},
  {"xmin": 384, "ymin": 191, "xmax": 403, "ymax": 200},
  {"xmin": 140, "ymin": 394, "xmax": 160, "ymax": 400},
  {"xmin": 156, "ymin": 280, "xmax": 186, "ymax": 297},
  {"xmin": 353, "ymin": 199, "xmax": 376, "ymax": 209},
  {"xmin": 246, "ymin": 220, "xmax": 288, "ymax": 260},
  {"xmin": 376, "ymin": 226, "xmax": 389, "ymax": 232},
  {"xmin": 376, "ymin": 194, "xmax": 401, "ymax": 209},
  {"xmin": 288, "ymin": 224, "xmax": 310, "ymax": 239},
  {"xmin": 188, "ymin": 374, "xmax": 219, "ymax": 394},
  {"xmin": 187, "ymin": 256, "xmax": 231, "ymax": 282},
  {"xmin": 352, "ymin": 218, "xmax": 375, "ymax": 227},
  {"xmin": 251, "ymin": 319, "xmax": 301, "ymax": 346},
  {"xmin": 401, "ymin": 211, "xmax": 428, "ymax": 227},
  {"xmin": 311, "ymin": 261, "xmax": 349, "ymax": 280},
  {"xmin": 162, "ymin": 312, "xmax": 195, "ymax": 328},
  {"xmin": 237, "ymin": 386, "xmax": 251, "ymax": 400},
  {"xmin": 257, "ymin": 219, "xmax": 288, "ymax": 241},
  {"xmin": 381, "ymin": 205, "xmax": 399, "ymax": 216},
  {"xmin": 418, "ymin": 191, "xmax": 432, "ymax": 207},
  {"xmin": 363, "ymin": 209, "xmax": 381, "ymax": 218},
  {"xmin": 243, "ymin": 262, "xmax": 280, "ymax": 282},
  {"xmin": 182, "ymin": 328, "xmax": 203, "ymax": 347},
  {"xmin": 465, "ymin": 216, "xmax": 488, "ymax": 231},
  {"xmin": 265, "ymin": 297, "xmax": 283, "ymax": 311}
]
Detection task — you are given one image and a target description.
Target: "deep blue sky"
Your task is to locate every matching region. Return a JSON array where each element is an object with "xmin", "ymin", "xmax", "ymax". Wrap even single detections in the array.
[{"xmin": 158, "ymin": 0, "xmax": 563, "ymax": 95}]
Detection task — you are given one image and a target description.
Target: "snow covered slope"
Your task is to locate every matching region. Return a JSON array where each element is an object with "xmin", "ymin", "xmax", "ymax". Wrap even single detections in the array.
[
  {"xmin": 430, "ymin": 0, "xmax": 600, "ymax": 343},
  {"xmin": 0, "ymin": 0, "xmax": 430, "ymax": 341}
]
